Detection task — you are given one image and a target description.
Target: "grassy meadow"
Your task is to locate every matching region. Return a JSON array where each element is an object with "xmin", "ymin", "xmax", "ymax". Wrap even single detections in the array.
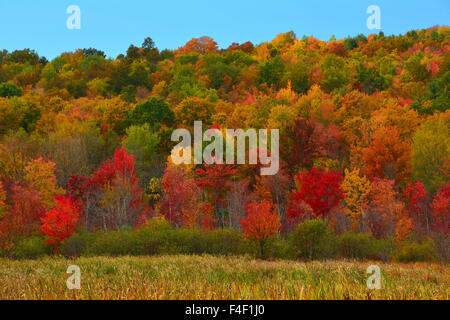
[{"xmin": 0, "ymin": 255, "xmax": 448, "ymax": 300}]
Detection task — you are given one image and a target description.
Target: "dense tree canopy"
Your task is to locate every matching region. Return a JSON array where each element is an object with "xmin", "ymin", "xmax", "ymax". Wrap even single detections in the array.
[{"xmin": 0, "ymin": 27, "xmax": 449, "ymax": 252}]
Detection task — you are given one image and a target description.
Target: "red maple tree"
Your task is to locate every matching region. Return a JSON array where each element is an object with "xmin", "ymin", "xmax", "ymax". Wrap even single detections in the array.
[
  {"xmin": 288, "ymin": 167, "xmax": 344, "ymax": 221},
  {"xmin": 405, "ymin": 180, "xmax": 431, "ymax": 235},
  {"xmin": 41, "ymin": 196, "xmax": 81, "ymax": 246}
]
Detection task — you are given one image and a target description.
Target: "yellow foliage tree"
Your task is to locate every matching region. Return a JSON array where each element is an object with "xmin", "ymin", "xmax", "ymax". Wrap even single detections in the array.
[
  {"xmin": 24, "ymin": 157, "xmax": 64, "ymax": 209},
  {"xmin": 341, "ymin": 168, "xmax": 371, "ymax": 230}
]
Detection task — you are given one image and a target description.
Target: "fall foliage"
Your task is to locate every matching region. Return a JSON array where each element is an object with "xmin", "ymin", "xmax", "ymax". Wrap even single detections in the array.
[
  {"xmin": 241, "ymin": 200, "xmax": 281, "ymax": 258},
  {"xmin": 0, "ymin": 27, "xmax": 449, "ymax": 255},
  {"xmin": 41, "ymin": 196, "xmax": 81, "ymax": 246}
]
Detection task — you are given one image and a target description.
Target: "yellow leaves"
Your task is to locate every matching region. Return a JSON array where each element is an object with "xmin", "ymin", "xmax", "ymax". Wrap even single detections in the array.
[
  {"xmin": 254, "ymin": 43, "xmax": 271, "ymax": 64},
  {"xmin": 267, "ymin": 104, "xmax": 297, "ymax": 131},
  {"xmin": 293, "ymin": 84, "xmax": 325, "ymax": 118},
  {"xmin": 275, "ymin": 81, "xmax": 298, "ymax": 105},
  {"xmin": 98, "ymin": 97, "xmax": 133, "ymax": 134},
  {"xmin": 0, "ymin": 129, "xmax": 42, "ymax": 182},
  {"xmin": 313, "ymin": 158, "xmax": 340, "ymax": 172},
  {"xmin": 370, "ymin": 103, "xmax": 421, "ymax": 138},
  {"xmin": 412, "ymin": 113, "xmax": 450, "ymax": 192},
  {"xmin": 24, "ymin": 157, "xmax": 64, "ymax": 209},
  {"xmin": 341, "ymin": 168, "xmax": 371, "ymax": 224},
  {"xmin": 0, "ymin": 97, "xmax": 22, "ymax": 135},
  {"xmin": 147, "ymin": 177, "xmax": 161, "ymax": 202},
  {"xmin": 151, "ymin": 80, "xmax": 168, "ymax": 99},
  {"xmin": 173, "ymin": 97, "xmax": 215, "ymax": 127},
  {"xmin": 394, "ymin": 213, "xmax": 414, "ymax": 242}
]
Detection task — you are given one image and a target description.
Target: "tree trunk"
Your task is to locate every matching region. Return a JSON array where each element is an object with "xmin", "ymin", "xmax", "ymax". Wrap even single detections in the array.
[{"xmin": 260, "ymin": 239, "xmax": 265, "ymax": 260}]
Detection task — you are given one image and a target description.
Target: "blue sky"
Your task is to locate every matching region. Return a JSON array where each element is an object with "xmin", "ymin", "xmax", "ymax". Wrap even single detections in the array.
[{"xmin": 0, "ymin": 0, "xmax": 448, "ymax": 60}]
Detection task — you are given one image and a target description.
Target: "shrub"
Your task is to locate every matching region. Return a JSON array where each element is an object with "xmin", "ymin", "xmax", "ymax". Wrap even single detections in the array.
[
  {"xmin": 207, "ymin": 228, "xmax": 248, "ymax": 256},
  {"xmin": 13, "ymin": 236, "xmax": 51, "ymax": 259},
  {"xmin": 60, "ymin": 220, "xmax": 258, "ymax": 258},
  {"xmin": 338, "ymin": 232, "xmax": 374, "ymax": 259},
  {"xmin": 87, "ymin": 231, "xmax": 139, "ymax": 256},
  {"xmin": 290, "ymin": 219, "xmax": 337, "ymax": 260},
  {"xmin": 265, "ymin": 238, "xmax": 295, "ymax": 260},
  {"xmin": 370, "ymin": 237, "xmax": 396, "ymax": 262},
  {"xmin": 61, "ymin": 232, "xmax": 99, "ymax": 257},
  {"xmin": 134, "ymin": 219, "xmax": 176, "ymax": 255},
  {"xmin": 396, "ymin": 241, "xmax": 436, "ymax": 263}
]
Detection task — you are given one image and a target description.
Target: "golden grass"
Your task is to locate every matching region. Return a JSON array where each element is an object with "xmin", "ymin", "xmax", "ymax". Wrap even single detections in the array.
[{"xmin": 0, "ymin": 255, "xmax": 448, "ymax": 300}]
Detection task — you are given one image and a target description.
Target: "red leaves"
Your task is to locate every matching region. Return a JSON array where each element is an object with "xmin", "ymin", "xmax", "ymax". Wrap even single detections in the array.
[
  {"xmin": 41, "ymin": 196, "xmax": 81, "ymax": 246},
  {"xmin": 196, "ymin": 162, "xmax": 236, "ymax": 202},
  {"xmin": 288, "ymin": 167, "xmax": 344, "ymax": 220},
  {"xmin": 178, "ymin": 36, "xmax": 219, "ymax": 55},
  {"xmin": 286, "ymin": 199, "xmax": 314, "ymax": 227},
  {"xmin": 405, "ymin": 180, "xmax": 431, "ymax": 235},
  {"xmin": 195, "ymin": 162, "xmax": 237, "ymax": 228},
  {"xmin": 195, "ymin": 162, "xmax": 237, "ymax": 193},
  {"xmin": 161, "ymin": 165, "xmax": 199, "ymax": 227},
  {"xmin": 241, "ymin": 200, "xmax": 281, "ymax": 241},
  {"xmin": 93, "ymin": 147, "xmax": 138, "ymax": 186},
  {"xmin": 431, "ymin": 183, "xmax": 450, "ymax": 235},
  {"xmin": 66, "ymin": 147, "xmax": 147, "ymax": 232},
  {"xmin": 0, "ymin": 182, "xmax": 45, "ymax": 249}
]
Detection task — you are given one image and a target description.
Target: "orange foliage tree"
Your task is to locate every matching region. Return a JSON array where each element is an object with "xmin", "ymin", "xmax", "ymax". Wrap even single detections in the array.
[
  {"xmin": 241, "ymin": 200, "xmax": 281, "ymax": 259},
  {"xmin": 365, "ymin": 179, "xmax": 409, "ymax": 239},
  {"xmin": 178, "ymin": 36, "xmax": 219, "ymax": 55},
  {"xmin": 361, "ymin": 126, "xmax": 411, "ymax": 186}
]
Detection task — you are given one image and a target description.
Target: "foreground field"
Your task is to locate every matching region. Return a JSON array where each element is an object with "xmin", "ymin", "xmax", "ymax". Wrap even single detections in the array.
[{"xmin": 0, "ymin": 255, "xmax": 448, "ymax": 300}]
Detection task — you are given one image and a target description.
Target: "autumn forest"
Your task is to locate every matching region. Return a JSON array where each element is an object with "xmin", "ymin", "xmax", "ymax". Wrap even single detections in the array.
[{"xmin": 0, "ymin": 27, "xmax": 449, "ymax": 265}]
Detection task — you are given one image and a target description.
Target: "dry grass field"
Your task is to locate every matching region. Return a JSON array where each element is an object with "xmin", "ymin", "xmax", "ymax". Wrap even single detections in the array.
[{"xmin": 0, "ymin": 255, "xmax": 448, "ymax": 300}]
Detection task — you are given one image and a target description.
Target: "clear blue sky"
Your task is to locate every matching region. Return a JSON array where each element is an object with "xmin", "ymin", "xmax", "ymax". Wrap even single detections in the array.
[{"xmin": 0, "ymin": 0, "xmax": 448, "ymax": 60}]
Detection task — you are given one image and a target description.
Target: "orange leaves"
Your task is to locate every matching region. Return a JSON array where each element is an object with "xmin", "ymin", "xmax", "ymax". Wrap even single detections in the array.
[
  {"xmin": 178, "ymin": 36, "xmax": 219, "ymax": 55},
  {"xmin": 241, "ymin": 200, "xmax": 281, "ymax": 242},
  {"xmin": 366, "ymin": 179, "xmax": 406, "ymax": 239},
  {"xmin": 241, "ymin": 200, "xmax": 281, "ymax": 258},
  {"xmin": 327, "ymin": 41, "xmax": 348, "ymax": 57},
  {"xmin": 341, "ymin": 168, "xmax": 371, "ymax": 228},
  {"xmin": 361, "ymin": 126, "xmax": 411, "ymax": 185}
]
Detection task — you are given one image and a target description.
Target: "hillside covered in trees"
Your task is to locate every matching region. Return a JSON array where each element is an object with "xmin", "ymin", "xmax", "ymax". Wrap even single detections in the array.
[{"xmin": 0, "ymin": 27, "xmax": 448, "ymax": 260}]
